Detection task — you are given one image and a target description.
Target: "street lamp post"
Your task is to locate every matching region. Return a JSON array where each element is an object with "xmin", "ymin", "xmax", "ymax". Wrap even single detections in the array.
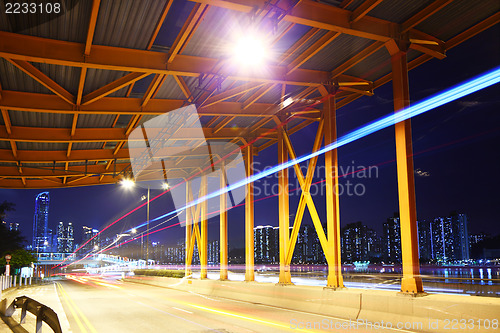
[{"xmin": 5, "ymin": 254, "xmax": 11, "ymax": 276}]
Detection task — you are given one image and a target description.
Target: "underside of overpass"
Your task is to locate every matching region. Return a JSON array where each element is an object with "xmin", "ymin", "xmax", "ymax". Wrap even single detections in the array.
[{"xmin": 0, "ymin": 0, "xmax": 498, "ymax": 294}]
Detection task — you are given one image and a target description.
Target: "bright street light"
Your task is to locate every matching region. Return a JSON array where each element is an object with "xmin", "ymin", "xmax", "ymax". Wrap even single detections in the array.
[
  {"xmin": 162, "ymin": 182, "xmax": 169, "ymax": 190},
  {"xmin": 120, "ymin": 178, "xmax": 135, "ymax": 189},
  {"xmin": 131, "ymin": 228, "xmax": 137, "ymax": 234},
  {"xmin": 230, "ymin": 31, "xmax": 270, "ymax": 68}
]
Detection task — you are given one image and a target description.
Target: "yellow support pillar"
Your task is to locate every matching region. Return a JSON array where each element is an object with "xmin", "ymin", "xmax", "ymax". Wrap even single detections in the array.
[
  {"xmin": 278, "ymin": 128, "xmax": 292, "ymax": 284},
  {"xmin": 220, "ymin": 161, "xmax": 228, "ymax": 280},
  {"xmin": 244, "ymin": 145, "xmax": 255, "ymax": 281},
  {"xmin": 200, "ymin": 174, "xmax": 208, "ymax": 279},
  {"xmin": 324, "ymin": 95, "xmax": 344, "ymax": 289},
  {"xmin": 185, "ymin": 181, "xmax": 192, "ymax": 277},
  {"xmin": 390, "ymin": 48, "xmax": 424, "ymax": 295}
]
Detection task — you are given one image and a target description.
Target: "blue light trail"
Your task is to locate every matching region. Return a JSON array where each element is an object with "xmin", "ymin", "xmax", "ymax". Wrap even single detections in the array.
[{"xmin": 147, "ymin": 67, "xmax": 500, "ymax": 224}]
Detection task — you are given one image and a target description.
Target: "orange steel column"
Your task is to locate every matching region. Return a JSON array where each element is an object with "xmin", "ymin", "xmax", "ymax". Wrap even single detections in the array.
[
  {"xmin": 244, "ymin": 145, "xmax": 255, "ymax": 281},
  {"xmin": 391, "ymin": 49, "xmax": 424, "ymax": 294},
  {"xmin": 324, "ymin": 95, "xmax": 344, "ymax": 289},
  {"xmin": 278, "ymin": 128, "xmax": 292, "ymax": 284},
  {"xmin": 200, "ymin": 174, "xmax": 208, "ymax": 279},
  {"xmin": 220, "ymin": 160, "xmax": 228, "ymax": 280},
  {"xmin": 185, "ymin": 181, "xmax": 192, "ymax": 277}
]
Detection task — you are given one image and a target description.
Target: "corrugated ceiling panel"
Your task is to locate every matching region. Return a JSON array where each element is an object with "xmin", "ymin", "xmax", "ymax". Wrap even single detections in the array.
[
  {"xmin": 9, "ymin": 110, "xmax": 73, "ymax": 128},
  {"xmin": 72, "ymin": 142, "xmax": 105, "ymax": 150},
  {"xmin": 16, "ymin": 142, "xmax": 67, "ymax": 151},
  {"xmin": 182, "ymin": 6, "xmax": 253, "ymax": 58},
  {"xmin": 344, "ymin": 47, "xmax": 391, "ymax": 82},
  {"xmin": 415, "ymin": 0, "xmax": 500, "ymax": 41},
  {"xmin": 93, "ymin": 0, "xmax": 166, "ymax": 49},
  {"xmin": 280, "ymin": 30, "xmax": 329, "ymax": 67},
  {"xmin": 256, "ymin": 84, "xmax": 282, "ymax": 104},
  {"xmin": 77, "ymin": 114, "xmax": 116, "ymax": 128},
  {"xmin": 83, "ymin": 68, "xmax": 131, "ymax": 96},
  {"xmin": 0, "ymin": 0, "xmax": 92, "ymax": 42},
  {"xmin": 0, "ymin": 58, "xmax": 52, "ymax": 94},
  {"xmin": 368, "ymin": 0, "xmax": 434, "ymax": 24},
  {"xmin": 342, "ymin": 0, "xmax": 365, "ymax": 11},
  {"xmin": 183, "ymin": 6, "xmax": 292, "ymax": 60},
  {"xmin": 115, "ymin": 115, "xmax": 133, "ymax": 129},
  {"xmin": 154, "ymin": 75, "xmax": 187, "ymax": 99},
  {"xmin": 272, "ymin": 24, "xmax": 312, "ymax": 56},
  {"xmin": 0, "ymin": 142, "xmax": 10, "ymax": 149},
  {"xmin": 300, "ymin": 34, "xmax": 374, "ymax": 72},
  {"xmin": 32, "ymin": 63, "xmax": 80, "ymax": 95}
]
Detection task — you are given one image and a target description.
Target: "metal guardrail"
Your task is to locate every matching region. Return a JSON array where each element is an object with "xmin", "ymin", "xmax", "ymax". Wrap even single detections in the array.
[{"xmin": 2, "ymin": 296, "xmax": 62, "ymax": 333}]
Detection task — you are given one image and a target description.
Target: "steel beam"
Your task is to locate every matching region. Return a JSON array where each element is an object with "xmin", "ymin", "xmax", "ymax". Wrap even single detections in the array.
[
  {"xmin": 0, "ymin": 32, "xmax": 369, "ymax": 87},
  {"xmin": 189, "ymin": 0, "xmax": 395, "ymax": 42},
  {"xmin": 200, "ymin": 174, "xmax": 208, "ymax": 279},
  {"xmin": 277, "ymin": 124, "xmax": 292, "ymax": 284},
  {"xmin": 324, "ymin": 95, "xmax": 344, "ymax": 289},
  {"xmin": 389, "ymin": 47, "xmax": 424, "ymax": 295},
  {"xmin": 219, "ymin": 160, "xmax": 228, "ymax": 280},
  {"xmin": 244, "ymin": 144, "xmax": 255, "ymax": 282},
  {"xmin": 185, "ymin": 181, "xmax": 193, "ymax": 277},
  {"xmin": 0, "ymin": 91, "xmax": 279, "ymax": 117}
]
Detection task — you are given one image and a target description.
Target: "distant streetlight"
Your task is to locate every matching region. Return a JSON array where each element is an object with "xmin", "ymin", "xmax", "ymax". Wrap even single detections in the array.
[
  {"xmin": 162, "ymin": 182, "xmax": 169, "ymax": 190},
  {"xmin": 131, "ymin": 228, "xmax": 137, "ymax": 234}
]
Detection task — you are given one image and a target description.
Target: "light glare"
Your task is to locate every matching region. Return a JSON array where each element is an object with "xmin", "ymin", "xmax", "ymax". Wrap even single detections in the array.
[
  {"xmin": 232, "ymin": 35, "xmax": 268, "ymax": 67},
  {"xmin": 120, "ymin": 178, "xmax": 135, "ymax": 189}
]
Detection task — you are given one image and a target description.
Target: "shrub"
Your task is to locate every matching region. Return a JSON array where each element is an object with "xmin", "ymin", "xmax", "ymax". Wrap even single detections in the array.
[{"xmin": 133, "ymin": 269, "xmax": 184, "ymax": 278}]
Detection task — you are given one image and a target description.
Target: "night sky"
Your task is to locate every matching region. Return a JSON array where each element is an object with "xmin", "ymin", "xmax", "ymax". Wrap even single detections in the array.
[{"xmin": 1, "ymin": 25, "xmax": 499, "ymax": 251}]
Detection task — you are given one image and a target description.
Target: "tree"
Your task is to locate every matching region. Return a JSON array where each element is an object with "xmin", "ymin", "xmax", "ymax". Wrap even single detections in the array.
[
  {"xmin": 0, "ymin": 200, "xmax": 16, "ymax": 221},
  {"xmin": 0, "ymin": 222, "xmax": 27, "ymax": 252},
  {"xmin": 0, "ymin": 248, "xmax": 37, "ymax": 270}
]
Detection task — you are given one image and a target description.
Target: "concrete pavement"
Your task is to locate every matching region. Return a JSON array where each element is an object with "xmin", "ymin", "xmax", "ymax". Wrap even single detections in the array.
[{"xmin": 1, "ymin": 276, "xmax": 411, "ymax": 332}]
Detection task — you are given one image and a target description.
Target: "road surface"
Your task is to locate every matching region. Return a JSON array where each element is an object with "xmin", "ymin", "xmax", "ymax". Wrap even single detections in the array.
[{"xmin": 3, "ymin": 276, "xmax": 417, "ymax": 333}]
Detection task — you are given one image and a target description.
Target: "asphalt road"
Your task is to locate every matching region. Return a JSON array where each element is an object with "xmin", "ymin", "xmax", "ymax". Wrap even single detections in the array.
[{"xmin": 4, "ymin": 276, "xmax": 417, "ymax": 333}]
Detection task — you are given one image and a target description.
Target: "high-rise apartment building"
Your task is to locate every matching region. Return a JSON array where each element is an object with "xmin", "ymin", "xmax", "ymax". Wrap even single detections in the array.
[
  {"xmin": 383, "ymin": 216, "xmax": 401, "ymax": 263},
  {"xmin": 426, "ymin": 213, "xmax": 469, "ymax": 261},
  {"xmin": 254, "ymin": 225, "xmax": 275, "ymax": 263},
  {"xmin": 341, "ymin": 222, "xmax": 379, "ymax": 262},
  {"xmin": 33, "ymin": 192, "xmax": 50, "ymax": 252}
]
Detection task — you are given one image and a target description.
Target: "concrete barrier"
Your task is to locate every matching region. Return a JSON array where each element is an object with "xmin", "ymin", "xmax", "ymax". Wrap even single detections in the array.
[{"xmin": 124, "ymin": 275, "xmax": 500, "ymax": 333}]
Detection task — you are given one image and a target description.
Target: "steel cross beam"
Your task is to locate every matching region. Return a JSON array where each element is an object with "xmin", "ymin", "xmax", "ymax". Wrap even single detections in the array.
[{"xmin": 0, "ymin": 32, "xmax": 372, "ymax": 88}]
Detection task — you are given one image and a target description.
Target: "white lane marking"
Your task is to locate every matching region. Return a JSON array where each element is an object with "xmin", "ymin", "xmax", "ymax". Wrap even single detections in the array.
[{"xmin": 172, "ymin": 307, "xmax": 193, "ymax": 314}]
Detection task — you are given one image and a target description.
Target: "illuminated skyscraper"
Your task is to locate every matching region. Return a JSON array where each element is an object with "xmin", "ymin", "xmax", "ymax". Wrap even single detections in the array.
[
  {"xmin": 57, "ymin": 222, "xmax": 74, "ymax": 253},
  {"xmin": 82, "ymin": 226, "xmax": 100, "ymax": 252},
  {"xmin": 33, "ymin": 192, "xmax": 50, "ymax": 252}
]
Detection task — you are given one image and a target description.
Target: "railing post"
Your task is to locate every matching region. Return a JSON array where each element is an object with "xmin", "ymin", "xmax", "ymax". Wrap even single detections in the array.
[{"xmin": 387, "ymin": 39, "xmax": 424, "ymax": 295}]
